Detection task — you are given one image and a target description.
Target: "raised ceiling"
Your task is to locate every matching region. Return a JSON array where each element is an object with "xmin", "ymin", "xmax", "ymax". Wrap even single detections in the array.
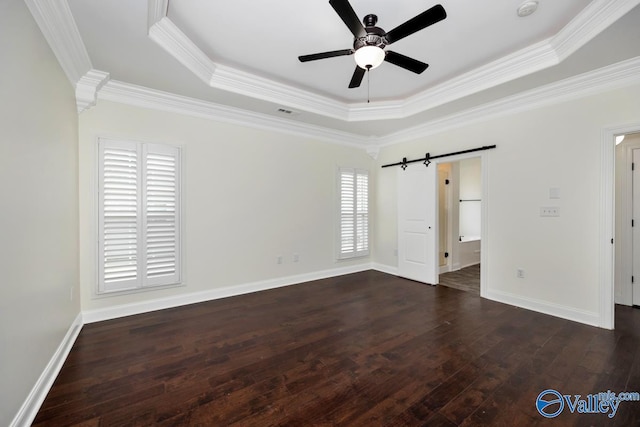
[{"xmin": 27, "ymin": 0, "xmax": 640, "ymax": 144}]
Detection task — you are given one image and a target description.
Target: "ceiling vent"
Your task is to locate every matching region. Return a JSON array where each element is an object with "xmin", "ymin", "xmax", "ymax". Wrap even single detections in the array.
[{"xmin": 276, "ymin": 108, "xmax": 300, "ymax": 116}]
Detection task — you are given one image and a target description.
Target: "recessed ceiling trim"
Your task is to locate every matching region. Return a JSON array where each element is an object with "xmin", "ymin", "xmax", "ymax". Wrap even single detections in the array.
[
  {"xmin": 148, "ymin": 12, "xmax": 350, "ymax": 121},
  {"xmin": 148, "ymin": 17, "xmax": 217, "ymax": 85},
  {"xmin": 551, "ymin": 0, "xmax": 640, "ymax": 61},
  {"xmin": 93, "ymin": 56, "xmax": 640, "ymax": 151},
  {"xmin": 98, "ymin": 80, "xmax": 370, "ymax": 148},
  {"xmin": 147, "ymin": 0, "xmax": 168, "ymax": 31},
  {"xmin": 350, "ymin": 38, "xmax": 559, "ymax": 122},
  {"xmin": 27, "ymin": 0, "xmax": 640, "ymax": 123},
  {"xmin": 376, "ymin": 56, "xmax": 640, "ymax": 146},
  {"xmin": 211, "ymin": 64, "xmax": 350, "ymax": 120},
  {"xmin": 24, "ymin": 0, "xmax": 92, "ymax": 84},
  {"xmin": 149, "ymin": 0, "xmax": 639, "ymax": 123}
]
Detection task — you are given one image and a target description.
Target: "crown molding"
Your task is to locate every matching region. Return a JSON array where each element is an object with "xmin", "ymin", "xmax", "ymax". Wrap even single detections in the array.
[
  {"xmin": 376, "ymin": 56, "xmax": 640, "ymax": 146},
  {"xmin": 75, "ymin": 69, "xmax": 110, "ymax": 113},
  {"xmin": 147, "ymin": 10, "xmax": 350, "ymax": 121},
  {"xmin": 353, "ymin": 39, "xmax": 559, "ymax": 122},
  {"xmin": 30, "ymin": 0, "xmax": 638, "ymax": 122},
  {"xmin": 551, "ymin": 0, "xmax": 640, "ymax": 61},
  {"xmin": 210, "ymin": 64, "xmax": 350, "ymax": 120},
  {"xmin": 147, "ymin": 0, "xmax": 639, "ymax": 123},
  {"xmin": 97, "ymin": 80, "xmax": 370, "ymax": 148},
  {"xmin": 91, "ymin": 55, "xmax": 640, "ymax": 151},
  {"xmin": 147, "ymin": 0, "xmax": 168, "ymax": 31},
  {"xmin": 24, "ymin": 0, "xmax": 92, "ymax": 84},
  {"xmin": 148, "ymin": 17, "xmax": 216, "ymax": 84}
]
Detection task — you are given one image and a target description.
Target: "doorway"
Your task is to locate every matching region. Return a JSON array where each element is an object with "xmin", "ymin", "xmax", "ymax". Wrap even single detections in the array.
[
  {"xmin": 614, "ymin": 132, "xmax": 640, "ymax": 307},
  {"xmin": 438, "ymin": 158, "xmax": 482, "ymax": 294},
  {"xmin": 397, "ymin": 152, "xmax": 488, "ymax": 296},
  {"xmin": 602, "ymin": 122, "xmax": 640, "ymax": 330}
]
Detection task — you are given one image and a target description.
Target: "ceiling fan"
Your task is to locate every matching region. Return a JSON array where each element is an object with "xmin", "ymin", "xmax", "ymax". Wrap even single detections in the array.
[{"xmin": 298, "ymin": 0, "xmax": 447, "ymax": 89}]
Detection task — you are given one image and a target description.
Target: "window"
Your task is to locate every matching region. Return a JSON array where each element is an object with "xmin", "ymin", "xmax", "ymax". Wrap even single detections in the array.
[
  {"xmin": 98, "ymin": 138, "xmax": 181, "ymax": 294},
  {"xmin": 338, "ymin": 168, "xmax": 369, "ymax": 259}
]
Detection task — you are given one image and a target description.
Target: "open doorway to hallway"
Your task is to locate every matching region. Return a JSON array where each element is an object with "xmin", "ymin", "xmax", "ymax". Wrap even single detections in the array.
[
  {"xmin": 615, "ymin": 131, "xmax": 640, "ymax": 307},
  {"xmin": 438, "ymin": 157, "xmax": 481, "ymax": 294}
]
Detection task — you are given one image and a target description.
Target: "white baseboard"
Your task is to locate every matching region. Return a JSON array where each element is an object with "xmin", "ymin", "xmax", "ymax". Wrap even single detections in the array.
[
  {"xmin": 10, "ymin": 312, "xmax": 83, "ymax": 427},
  {"xmin": 439, "ymin": 264, "xmax": 452, "ymax": 274},
  {"xmin": 459, "ymin": 261, "xmax": 481, "ymax": 270},
  {"xmin": 83, "ymin": 263, "xmax": 372, "ymax": 323},
  {"xmin": 371, "ymin": 263, "xmax": 398, "ymax": 276},
  {"xmin": 485, "ymin": 289, "xmax": 601, "ymax": 327}
]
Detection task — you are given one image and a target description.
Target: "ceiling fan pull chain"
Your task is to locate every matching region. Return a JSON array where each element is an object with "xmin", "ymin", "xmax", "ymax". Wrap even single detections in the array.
[{"xmin": 367, "ymin": 65, "xmax": 371, "ymax": 103}]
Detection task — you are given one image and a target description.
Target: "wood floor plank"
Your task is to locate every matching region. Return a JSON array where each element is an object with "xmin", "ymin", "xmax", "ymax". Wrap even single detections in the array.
[{"xmin": 33, "ymin": 271, "xmax": 640, "ymax": 426}]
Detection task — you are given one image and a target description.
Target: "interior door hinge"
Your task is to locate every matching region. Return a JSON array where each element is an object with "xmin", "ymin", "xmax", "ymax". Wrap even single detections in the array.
[
  {"xmin": 444, "ymin": 252, "xmax": 449, "ymax": 258},
  {"xmin": 633, "ymin": 162, "xmax": 635, "ymax": 171},
  {"xmin": 445, "ymin": 179, "xmax": 450, "ymax": 185}
]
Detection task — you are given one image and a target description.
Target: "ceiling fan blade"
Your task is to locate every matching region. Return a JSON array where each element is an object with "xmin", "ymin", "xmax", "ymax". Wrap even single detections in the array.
[
  {"xmin": 385, "ymin": 51, "xmax": 429, "ymax": 74},
  {"xmin": 385, "ymin": 4, "xmax": 446, "ymax": 45},
  {"xmin": 348, "ymin": 66, "xmax": 366, "ymax": 88},
  {"xmin": 329, "ymin": 0, "xmax": 366, "ymax": 38},
  {"xmin": 298, "ymin": 49, "xmax": 354, "ymax": 62}
]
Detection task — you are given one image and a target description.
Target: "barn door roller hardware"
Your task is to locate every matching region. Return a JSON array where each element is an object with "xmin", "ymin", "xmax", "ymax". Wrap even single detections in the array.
[{"xmin": 382, "ymin": 145, "xmax": 497, "ymax": 169}]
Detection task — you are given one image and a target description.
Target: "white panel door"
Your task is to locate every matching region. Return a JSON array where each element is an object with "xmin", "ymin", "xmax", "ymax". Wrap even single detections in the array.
[
  {"xmin": 398, "ymin": 165, "xmax": 438, "ymax": 285},
  {"xmin": 633, "ymin": 149, "xmax": 640, "ymax": 305}
]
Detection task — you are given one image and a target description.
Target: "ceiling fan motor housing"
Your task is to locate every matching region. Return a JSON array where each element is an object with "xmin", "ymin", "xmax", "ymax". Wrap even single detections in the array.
[{"xmin": 354, "ymin": 17, "xmax": 387, "ymax": 52}]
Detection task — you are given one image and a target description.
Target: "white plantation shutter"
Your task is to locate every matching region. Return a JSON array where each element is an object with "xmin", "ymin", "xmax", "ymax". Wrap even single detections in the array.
[
  {"xmin": 98, "ymin": 139, "xmax": 181, "ymax": 293},
  {"xmin": 339, "ymin": 168, "xmax": 369, "ymax": 259},
  {"xmin": 143, "ymin": 144, "xmax": 180, "ymax": 286},
  {"xmin": 99, "ymin": 142, "xmax": 141, "ymax": 291},
  {"xmin": 355, "ymin": 171, "xmax": 369, "ymax": 253}
]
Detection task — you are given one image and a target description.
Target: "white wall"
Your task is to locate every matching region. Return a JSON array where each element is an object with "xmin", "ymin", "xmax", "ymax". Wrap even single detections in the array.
[
  {"xmin": 374, "ymin": 82, "xmax": 640, "ymax": 326},
  {"xmin": 0, "ymin": 1, "xmax": 80, "ymax": 425},
  {"xmin": 79, "ymin": 101, "xmax": 374, "ymax": 314}
]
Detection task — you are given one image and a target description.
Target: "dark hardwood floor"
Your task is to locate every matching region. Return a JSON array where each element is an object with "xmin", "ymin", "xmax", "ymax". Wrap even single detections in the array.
[
  {"xmin": 34, "ymin": 271, "xmax": 640, "ymax": 426},
  {"xmin": 439, "ymin": 264, "xmax": 480, "ymax": 295}
]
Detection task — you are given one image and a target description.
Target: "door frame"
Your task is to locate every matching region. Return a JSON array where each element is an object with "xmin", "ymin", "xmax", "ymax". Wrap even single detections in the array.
[
  {"xmin": 434, "ymin": 150, "xmax": 489, "ymax": 298},
  {"xmin": 438, "ymin": 163, "xmax": 453, "ymax": 274},
  {"xmin": 601, "ymin": 121, "xmax": 640, "ymax": 330},
  {"xmin": 616, "ymin": 140, "xmax": 640, "ymax": 306}
]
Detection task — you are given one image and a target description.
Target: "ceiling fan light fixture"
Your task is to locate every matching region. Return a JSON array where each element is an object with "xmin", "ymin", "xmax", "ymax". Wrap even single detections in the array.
[{"xmin": 354, "ymin": 45, "xmax": 385, "ymax": 70}]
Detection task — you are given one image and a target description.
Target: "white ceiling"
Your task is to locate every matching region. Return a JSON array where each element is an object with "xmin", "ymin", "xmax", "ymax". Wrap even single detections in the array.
[{"xmin": 43, "ymin": 0, "xmax": 640, "ymax": 140}]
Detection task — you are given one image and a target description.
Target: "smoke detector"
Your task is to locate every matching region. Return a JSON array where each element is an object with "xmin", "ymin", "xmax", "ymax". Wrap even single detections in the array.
[{"xmin": 517, "ymin": 1, "xmax": 539, "ymax": 17}]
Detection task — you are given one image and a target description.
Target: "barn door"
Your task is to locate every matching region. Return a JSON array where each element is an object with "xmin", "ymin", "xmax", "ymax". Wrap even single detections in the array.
[{"xmin": 397, "ymin": 165, "xmax": 438, "ymax": 285}]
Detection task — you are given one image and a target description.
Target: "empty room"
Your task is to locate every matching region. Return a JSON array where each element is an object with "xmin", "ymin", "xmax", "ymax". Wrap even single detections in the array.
[{"xmin": 3, "ymin": 0, "xmax": 640, "ymax": 425}]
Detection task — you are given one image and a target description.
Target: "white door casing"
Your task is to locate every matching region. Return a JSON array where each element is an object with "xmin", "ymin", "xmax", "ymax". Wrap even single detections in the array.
[{"xmin": 633, "ymin": 149, "xmax": 640, "ymax": 305}]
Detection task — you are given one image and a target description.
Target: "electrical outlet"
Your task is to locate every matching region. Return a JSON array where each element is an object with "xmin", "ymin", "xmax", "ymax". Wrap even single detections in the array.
[
  {"xmin": 277, "ymin": 256, "xmax": 283, "ymax": 265},
  {"xmin": 517, "ymin": 269, "xmax": 525, "ymax": 279},
  {"xmin": 293, "ymin": 254, "xmax": 299, "ymax": 263},
  {"xmin": 540, "ymin": 207, "xmax": 560, "ymax": 217}
]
